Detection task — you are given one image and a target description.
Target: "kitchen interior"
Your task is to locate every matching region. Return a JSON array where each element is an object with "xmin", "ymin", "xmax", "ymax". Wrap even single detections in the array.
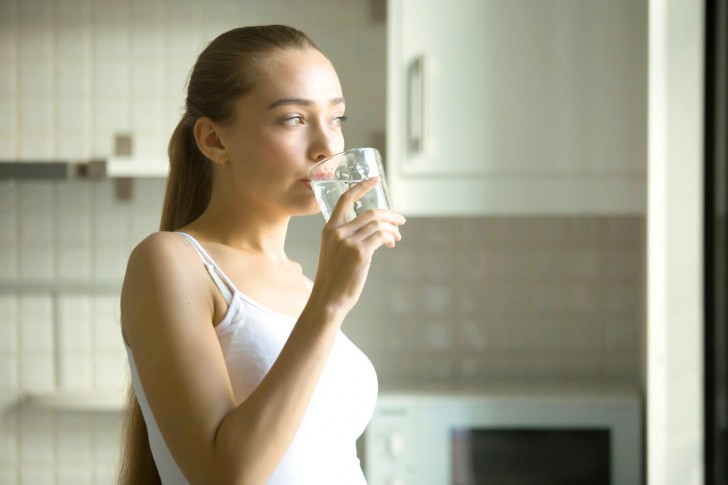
[{"xmin": 0, "ymin": 0, "xmax": 716, "ymax": 484}]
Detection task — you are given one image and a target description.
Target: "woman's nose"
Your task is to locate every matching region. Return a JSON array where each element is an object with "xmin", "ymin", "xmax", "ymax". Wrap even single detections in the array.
[{"xmin": 309, "ymin": 122, "xmax": 343, "ymax": 162}]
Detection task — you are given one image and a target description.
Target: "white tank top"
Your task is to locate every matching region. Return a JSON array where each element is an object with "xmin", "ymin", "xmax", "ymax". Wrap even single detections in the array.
[{"xmin": 124, "ymin": 232, "xmax": 378, "ymax": 484}]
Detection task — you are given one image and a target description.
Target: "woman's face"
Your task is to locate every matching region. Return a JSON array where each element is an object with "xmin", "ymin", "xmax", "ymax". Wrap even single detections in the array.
[{"xmin": 216, "ymin": 48, "xmax": 346, "ymax": 216}]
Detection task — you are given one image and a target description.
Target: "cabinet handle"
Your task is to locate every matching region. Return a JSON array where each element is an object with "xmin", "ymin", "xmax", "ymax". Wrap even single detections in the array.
[{"xmin": 407, "ymin": 55, "xmax": 427, "ymax": 153}]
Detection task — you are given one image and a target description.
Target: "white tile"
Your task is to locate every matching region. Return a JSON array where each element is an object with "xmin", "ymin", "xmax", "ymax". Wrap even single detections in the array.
[
  {"xmin": 56, "ymin": 98, "xmax": 90, "ymax": 132},
  {"xmin": 55, "ymin": 133, "xmax": 91, "ymax": 159},
  {"xmin": 457, "ymin": 319, "xmax": 488, "ymax": 350},
  {"xmin": 19, "ymin": 428, "xmax": 53, "ymax": 465},
  {"xmin": 18, "ymin": 246, "xmax": 54, "ymax": 280},
  {"xmin": 18, "ymin": 29, "xmax": 53, "ymax": 61},
  {"xmin": 19, "ymin": 212, "xmax": 53, "ymax": 245},
  {"xmin": 56, "ymin": 26, "xmax": 92, "ymax": 59},
  {"xmin": 131, "ymin": 99, "xmax": 164, "ymax": 131},
  {"xmin": 93, "ymin": 296, "xmax": 120, "ymax": 336},
  {"xmin": 93, "ymin": 2, "xmax": 129, "ymax": 26},
  {"xmin": 19, "ymin": 407, "xmax": 53, "ymax": 429},
  {"xmin": 0, "ymin": 1, "xmax": 17, "ymax": 25},
  {"xmin": 0, "ymin": 357, "xmax": 18, "ymax": 392},
  {"xmin": 605, "ymin": 249, "xmax": 641, "ymax": 282},
  {"xmin": 0, "ymin": 27, "xmax": 16, "ymax": 60},
  {"xmin": 0, "ymin": 247, "xmax": 17, "ymax": 280},
  {"xmin": 422, "ymin": 319, "xmax": 453, "ymax": 351},
  {"xmin": 93, "ymin": 210, "xmax": 129, "ymax": 243},
  {"xmin": 56, "ymin": 0, "xmax": 92, "ymax": 26},
  {"xmin": 18, "ymin": 295, "xmax": 52, "ymax": 327},
  {"xmin": 420, "ymin": 284, "xmax": 452, "ymax": 315},
  {"xmin": 0, "ymin": 322, "xmax": 18, "ymax": 355},
  {"xmin": 166, "ymin": 28, "xmax": 207, "ymax": 60},
  {"xmin": 94, "ymin": 61, "xmax": 130, "ymax": 97},
  {"xmin": 94, "ymin": 464, "xmax": 117, "ymax": 485},
  {"xmin": 0, "ymin": 428, "xmax": 18, "ymax": 465},
  {"xmin": 130, "ymin": 27, "xmax": 166, "ymax": 60},
  {"xmin": 19, "ymin": 98, "xmax": 53, "ymax": 132},
  {"xmin": 0, "ymin": 294, "xmax": 18, "ymax": 322},
  {"xmin": 93, "ymin": 351, "xmax": 125, "ymax": 391},
  {"xmin": 57, "ymin": 295, "xmax": 92, "ymax": 353},
  {"xmin": 18, "ymin": 0, "xmax": 52, "ymax": 25},
  {"xmin": 18, "ymin": 181, "xmax": 53, "ymax": 212},
  {"xmin": 457, "ymin": 248, "xmax": 489, "ymax": 282},
  {"xmin": 605, "ymin": 320, "xmax": 640, "ymax": 350},
  {"xmin": 58, "ymin": 467, "xmax": 93, "ymax": 485},
  {"xmin": 131, "ymin": 131, "xmax": 168, "ymax": 158},
  {"xmin": 0, "ymin": 98, "xmax": 16, "ymax": 133},
  {"xmin": 93, "ymin": 97, "xmax": 130, "ymax": 132},
  {"xmin": 0, "ymin": 65, "xmax": 16, "ymax": 97},
  {"xmin": 56, "ymin": 424, "xmax": 92, "ymax": 465},
  {"xmin": 0, "ymin": 212, "xmax": 16, "ymax": 244},
  {"xmin": 0, "ymin": 467, "xmax": 17, "ymax": 485},
  {"xmin": 20, "ymin": 321, "xmax": 53, "ymax": 355},
  {"xmin": 60, "ymin": 354, "xmax": 92, "ymax": 390},
  {"xmin": 56, "ymin": 246, "xmax": 92, "ymax": 280},
  {"xmin": 57, "ymin": 213, "xmax": 90, "ymax": 244},
  {"xmin": 94, "ymin": 317, "xmax": 123, "ymax": 354},
  {"xmin": 91, "ymin": 131, "xmax": 113, "ymax": 158},
  {"xmin": 20, "ymin": 467, "xmax": 54, "ymax": 485},
  {"xmin": 57, "ymin": 60, "xmax": 91, "ymax": 97},
  {"xmin": 0, "ymin": 136, "xmax": 17, "ymax": 158},
  {"xmin": 0, "ymin": 187, "xmax": 14, "ymax": 216},
  {"xmin": 19, "ymin": 62, "xmax": 53, "ymax": 97},
  {"xmin": 56, "ymin": 181, "xmax": 90, "ymax": 213},
  {"xmin": 18, "ymin": 134, "xmax": 53, "ymax": 160},
  {"xmin": 20, "ymin": 356, "xmax": 54, "ymax": 392},
  {"xmin": 569, "ymin": 249, "xmax": 601, "ymax": 281}
]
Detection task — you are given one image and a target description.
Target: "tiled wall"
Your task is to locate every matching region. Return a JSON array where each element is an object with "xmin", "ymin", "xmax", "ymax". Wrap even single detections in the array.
[
  {"xmin": 0, "ymin": 0, "xmax": 386, "ymax": 160},
  {"xmin": 0, "ymin": 0, "xmax": 645, "ymax": 483}
]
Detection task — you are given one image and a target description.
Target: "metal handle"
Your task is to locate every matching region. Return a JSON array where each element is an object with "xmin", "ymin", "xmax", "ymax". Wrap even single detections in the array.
[{"xmin": 407, "ymin": 55, "xmax": 426, "ymax": 153}]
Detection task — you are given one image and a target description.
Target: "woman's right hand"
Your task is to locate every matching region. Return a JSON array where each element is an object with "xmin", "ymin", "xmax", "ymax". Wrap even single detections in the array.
[{"xmin": 311, "ymin": 177, "xmax": 406, "ymax": 316}]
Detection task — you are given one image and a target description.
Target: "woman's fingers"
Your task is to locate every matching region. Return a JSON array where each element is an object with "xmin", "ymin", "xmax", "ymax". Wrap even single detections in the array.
[{"xmin": 327, "ymin": 177, "xmax": 379, "ymax": 225}]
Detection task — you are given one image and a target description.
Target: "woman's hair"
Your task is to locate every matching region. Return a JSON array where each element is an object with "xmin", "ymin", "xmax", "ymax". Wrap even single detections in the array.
[{"xmin": 116, "ymin": 25, "xmax": 319, "ymax": 485}]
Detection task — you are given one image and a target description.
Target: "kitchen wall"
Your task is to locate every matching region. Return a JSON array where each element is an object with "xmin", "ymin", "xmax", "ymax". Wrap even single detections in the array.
[{"xmin": 0, "ymin": 0, "xmax": 645, "ymax": 483}]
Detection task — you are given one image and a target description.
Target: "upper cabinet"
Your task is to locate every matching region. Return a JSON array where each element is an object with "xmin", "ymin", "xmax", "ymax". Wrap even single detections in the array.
[{"xmin": 386, "ymin": 0, "xmax": 647, "ymax": 215}]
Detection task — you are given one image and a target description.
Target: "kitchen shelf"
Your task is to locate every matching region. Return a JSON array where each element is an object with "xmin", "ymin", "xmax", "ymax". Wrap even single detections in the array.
[
  {"xmin": 0, "ymin": 157, "xmax": 168, "ymax": 179},
  {"xmin": 23, "ymin": 390, "xmax": 125, "ymax": 412}
]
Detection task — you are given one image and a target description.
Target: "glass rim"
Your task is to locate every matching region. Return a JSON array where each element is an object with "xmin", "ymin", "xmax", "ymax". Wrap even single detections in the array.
[{"xmin": 307, "ymin": 147, "xmax": 381, "ymax": 176}]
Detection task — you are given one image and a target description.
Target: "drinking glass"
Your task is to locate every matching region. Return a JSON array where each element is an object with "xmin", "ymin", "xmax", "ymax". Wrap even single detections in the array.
[{"xmin": 308, "ymin": 147, "xmax": 392, "ymax": 222}]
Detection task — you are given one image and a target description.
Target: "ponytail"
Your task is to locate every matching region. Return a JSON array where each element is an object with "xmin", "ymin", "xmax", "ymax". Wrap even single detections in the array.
[
  {"xmin": 160, "ymin": 115, "xmax": 213, "ymax": 231},
  {"xmin": 117, "ymin": 387, "xmax": 161, "ymax": 485}
]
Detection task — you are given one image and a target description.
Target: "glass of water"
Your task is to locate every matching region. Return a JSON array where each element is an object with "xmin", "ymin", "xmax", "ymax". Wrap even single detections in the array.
[{"xmin": 307, "ymin": 147, "xmax": 393, "ymax": 222}]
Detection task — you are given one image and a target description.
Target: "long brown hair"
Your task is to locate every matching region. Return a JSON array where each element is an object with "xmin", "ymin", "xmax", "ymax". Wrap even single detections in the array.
[{"xmin": 117, "ymin": 25, "xmax": 319, "ymax": 484}]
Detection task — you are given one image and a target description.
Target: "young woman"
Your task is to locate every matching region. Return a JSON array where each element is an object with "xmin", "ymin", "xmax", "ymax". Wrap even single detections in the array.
[{"xmin": 116, "ymin": 25, "xmax": 405, "ymax": 485}]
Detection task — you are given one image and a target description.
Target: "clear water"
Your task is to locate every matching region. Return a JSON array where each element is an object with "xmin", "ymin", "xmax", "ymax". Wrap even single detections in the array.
[{"xmin": 311, "ymin": 178, "xmax": 390, "ymax": 222}]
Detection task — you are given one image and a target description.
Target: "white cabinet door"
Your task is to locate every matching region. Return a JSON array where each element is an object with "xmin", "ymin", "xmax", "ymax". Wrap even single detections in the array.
[{"xmin": 387, "ymin": 0, "xmax": 647, "ymax": 215}]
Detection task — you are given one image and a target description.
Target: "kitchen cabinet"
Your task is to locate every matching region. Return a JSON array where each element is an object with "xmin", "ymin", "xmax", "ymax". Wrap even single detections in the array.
[{"xmin": 386, "ymin": 0, "xmax": 647, "ymax": 215}]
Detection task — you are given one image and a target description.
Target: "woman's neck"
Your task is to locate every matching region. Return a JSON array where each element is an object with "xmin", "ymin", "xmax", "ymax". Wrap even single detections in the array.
[{"xmin": 181, "ymin": 193, "xmax": 292, "ymax": 263}]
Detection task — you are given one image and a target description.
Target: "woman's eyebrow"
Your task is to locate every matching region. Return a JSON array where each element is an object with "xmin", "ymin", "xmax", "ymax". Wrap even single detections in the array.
[{"xmin": 266, "ymin": 96, "xmax": 346, "ymax": 109}]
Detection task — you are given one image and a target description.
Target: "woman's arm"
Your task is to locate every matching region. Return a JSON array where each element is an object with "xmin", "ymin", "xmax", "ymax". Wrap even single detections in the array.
[{"xmin": 121, "ymin": 179, "xmax": 405, "ymax": 485}]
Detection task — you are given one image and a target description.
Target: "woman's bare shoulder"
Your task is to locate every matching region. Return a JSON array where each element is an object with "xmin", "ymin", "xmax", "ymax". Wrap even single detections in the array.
[
  {"xmin": 122, "ymin": 231, "xmax": 206, "ymax": 301},
  {"xmin": 126, "ymin": 231, "xmax": 196, "ymax": 271}
]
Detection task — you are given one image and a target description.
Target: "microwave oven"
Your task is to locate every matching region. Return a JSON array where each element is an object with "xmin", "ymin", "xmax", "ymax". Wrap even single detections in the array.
[{"xmin": 362, "ymin": 388, "xmax": 642, "ymax": 485}]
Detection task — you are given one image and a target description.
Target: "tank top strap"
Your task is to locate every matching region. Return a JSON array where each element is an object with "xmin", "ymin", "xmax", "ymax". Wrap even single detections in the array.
[{"xmin": 175, "ymin": 232, "xmax": 235, "ymax": 305}]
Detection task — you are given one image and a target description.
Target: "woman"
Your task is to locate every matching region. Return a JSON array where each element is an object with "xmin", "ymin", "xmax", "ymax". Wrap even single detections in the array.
[{"xmin": 117, "ymin": 25, "xmax": 405, "ymax": 485}]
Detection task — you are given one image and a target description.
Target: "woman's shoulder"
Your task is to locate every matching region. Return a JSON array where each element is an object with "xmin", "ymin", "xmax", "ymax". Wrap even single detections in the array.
[{"xmin": 126, "ymin": 231, "xmax": 200, "ymax": 278}]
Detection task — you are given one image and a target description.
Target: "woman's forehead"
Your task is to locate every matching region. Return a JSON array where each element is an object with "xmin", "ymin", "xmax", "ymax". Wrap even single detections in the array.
[{"xmin": 252, "ymin": 49, "xmax": 343, "ymax": 104}]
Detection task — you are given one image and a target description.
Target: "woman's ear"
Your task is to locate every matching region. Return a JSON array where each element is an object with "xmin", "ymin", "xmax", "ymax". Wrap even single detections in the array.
[{"xmin": 193, "ymin": 117, "xmax": 228, "ymax": 165}]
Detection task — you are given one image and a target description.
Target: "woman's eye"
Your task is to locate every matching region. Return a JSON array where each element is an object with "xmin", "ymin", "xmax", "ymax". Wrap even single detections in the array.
[
  {"xmin": 282, "ymin": 116, "xmax": 303, "ymax": 126},
  {"xmin": 333, "ymin": 115, "xmax": 348, "ymax": 126}
]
